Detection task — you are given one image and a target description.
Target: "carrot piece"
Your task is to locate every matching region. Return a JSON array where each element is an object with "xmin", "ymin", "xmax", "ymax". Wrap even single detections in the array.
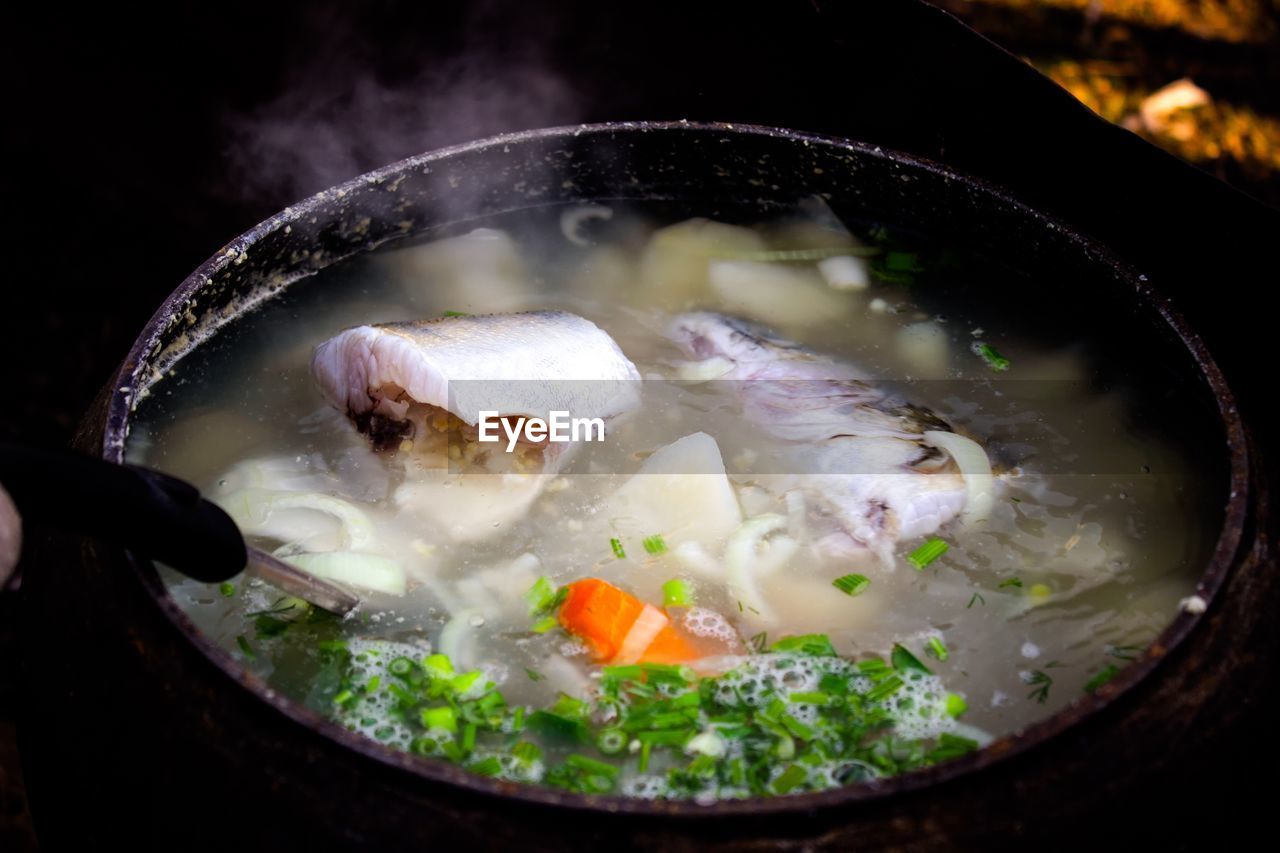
[
  {"xmin": 639, "ymin": 625, "xmax": 700, "ymax": 665},
  {"xmin": 558, "ymin": 578, "xmax": 647, "ymax": 661}
]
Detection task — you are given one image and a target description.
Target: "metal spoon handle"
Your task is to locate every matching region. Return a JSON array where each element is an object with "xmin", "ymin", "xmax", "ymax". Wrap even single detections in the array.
[{"xmin": 247, "ymin": 547, "xmax": 358, "ymax": 615}]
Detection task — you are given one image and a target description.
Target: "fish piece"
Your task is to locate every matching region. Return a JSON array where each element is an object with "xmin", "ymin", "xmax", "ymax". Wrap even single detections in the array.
[
  {"xmin": 311, "ymin": 311, "xmax": 641, "ymax": 541},
  {"xmin": 667, "ymin": 312, "xmax": 976, "ymax": 561},
  {"xmin": 312, "ymin": 310, "xmax": 640, "ymax": 431}
]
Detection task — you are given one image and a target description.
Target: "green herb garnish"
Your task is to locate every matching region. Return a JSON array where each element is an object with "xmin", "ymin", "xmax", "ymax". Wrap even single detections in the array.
[
  {"xmin": 974, "ymin": 342, "xmax": 1011, "ymax": 372},
  {"xmin": 662, "ymin": 578, "xmax": 693, "ymax": 608},
  {"xmin": 610, "ymin": 537, "xmax": 626, "ymax": 559},
  {"xmin": 642, "ymin": 534, "xmax": 668, "ymax": 555},
  {"xmin": 925, "ymin": 636, "xmax": 949, "ymax": 662},
  {"xmin": 832, "ymin": 574, "xmax": 871, "ymax": 596},
  {"xmin": 1083, "ymin": 664, "xmax": 1121, "ymax": 693},
  {"xmin": 770, "ymin": 634, "xmax": 838, "ymax": 657},
  {"xmin": 907, "ymin": 538, "xmax": 948, "ymax": 570},
  {"xmin": 998, "ymin": 577, "xmax": 1024, "ymax": 589},
  {"xmin": 1025, "ymin": 665, "xmax": 1062, "ymax": 704},
  {"xmin": 891, "ymin": 643, "xmax": 932, "ymax": 675},
  {"xmin": 219, "ymin": 582, "xmax": 235, "ymax": 597}
]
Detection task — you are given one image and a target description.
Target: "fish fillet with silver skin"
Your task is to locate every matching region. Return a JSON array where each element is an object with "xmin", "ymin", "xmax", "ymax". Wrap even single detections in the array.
[
  {"xmin": 667, "ymin": 311, "xmax": 988, "ymax": 562},
  {"xmin": 311, "ymin": 311, "xmax": 641, "ymax": 542}
]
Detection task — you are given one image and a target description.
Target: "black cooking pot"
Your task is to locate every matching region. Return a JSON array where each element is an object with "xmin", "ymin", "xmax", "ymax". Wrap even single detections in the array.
[{"xmin": 17, "ymin": 123, "xmax": 1264, "ymax": 850}]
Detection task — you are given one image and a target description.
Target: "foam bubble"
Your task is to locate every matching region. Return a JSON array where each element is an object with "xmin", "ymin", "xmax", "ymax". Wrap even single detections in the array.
[{"xmin": 682, "ymin": 607, "xmax": 738, "ymax": 643}]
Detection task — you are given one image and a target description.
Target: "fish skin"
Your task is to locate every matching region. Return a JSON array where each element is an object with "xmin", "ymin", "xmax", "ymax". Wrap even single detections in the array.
[
  {"xmin": 311, "ymin": 311, "xmax": 642, "ymax": 544},
  {"xmin": 667, "ymin": 312, "xmax": 969, "ymax": 559},
  {"xmin": 311, "ymin": 310, "xmax": 642, "ymax": 427}
]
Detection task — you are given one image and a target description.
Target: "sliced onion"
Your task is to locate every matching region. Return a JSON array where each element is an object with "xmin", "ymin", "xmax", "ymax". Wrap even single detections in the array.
[
  {"xmin": 724, "ymin": 514, "xmax": 789, "ymax": 624},
  {"xmin": 923, "ymin": 430, "xmax": 994, "ymax": 525},
  {"xmin": 613, "ymin": 604, "xmax": 669, "ymax": 664},
  {"xmin": 283, "ymin": 551, "xmax": 406, "ymax": 596},
  {"xmin": 221, "ymin": 488, "xmax": 376, "ymax": 550}
]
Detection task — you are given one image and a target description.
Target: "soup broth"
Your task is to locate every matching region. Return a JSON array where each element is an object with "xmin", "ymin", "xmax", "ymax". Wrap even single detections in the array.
[{"xmin": 127, "ymin": 200, "xmax": 1210, "ymax": 800}]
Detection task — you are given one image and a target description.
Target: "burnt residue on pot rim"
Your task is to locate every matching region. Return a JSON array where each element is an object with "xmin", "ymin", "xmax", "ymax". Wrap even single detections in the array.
[{"xmin": 98, "ymin": 121, "xmax": 1250, "ymax": 817}]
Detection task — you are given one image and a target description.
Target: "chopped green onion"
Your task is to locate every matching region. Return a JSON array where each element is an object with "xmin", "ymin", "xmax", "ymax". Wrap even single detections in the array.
[
  {"xmin": 610, "ymin": 537, "xmax": 626, "ymax": 559},
  {"xmin": 524, "ymin": 667, "xmax": 545, "ymax": 682},
  {"xmin": 662, "ymin": 578, "xmax": 694, "ymax": 608},
  {"xmin": 832, "ymin": 574, "xmax": 871, "ymax": 596},
  {"xmin": 865, "ymin": 675, "xmax": 905, "ymax": 702},
  {"xmin": 975, "ymin": 342, "xmax": 1011, "ymax": 372},
  {"xmin": 332, "ymin": 689, "xmax": 355, "ymax": 707},
  {"xmin": 523, "ymin": 576, "xmax": 557, "ymax": 615},
  {"xmin": 469, "ymin": 756, "xmax": 502, "ymax": 776},
  {"xmin": 925, "ymin": 636, "xmax": 949, "ymax": 662},
  {"xmin": 420, "ymin": 706, "xmax": 458, "ymax": 733},
  {"xmin": 927, "ymin": 732, "xmax": 980, "ymax": 761},
  {"xmin": 748, "ymin": 632, "xmax": 769, "ymax": 654},
  {"xmin": 450, "ymin": 671, "xmax": 484, "ymax": 695},
  {"xmin": 235, "ymin": 635, "xmax": 256, "ymax": 659},
  {"xmin": 642, "ymin": 534, "xmax": 668, "ymax": 555},
  {"xmin": 770, "ymin": 634, "xmax": 838, "ymax": 657},
  {"xmin": 423, "ymin": 654, "xmax": 454, "ymax": 678},
  {"xmin": 219, "ymin": 582, "xmax": 235, "ymax": 597},
  {"xmin": 550, "ymin": 693, "xmax": 590, "ymax": 720},
  {"xmin": 967, "ymin": 592, "xmax": 985, "ymax": 608},
  {"xmin": 566, "ymin": 753, "xmax": 620, "ymax": 779},
  {"xmin": 388, "ymin": 656, "xmax": 414, "ymax": 677},
  {"xmin": 998, "ymin": 577, "xmax": 1023, "ymax": 589},
  {"xmin": 907, "ymin": 538, "xmax": 948, "ymax": 570},
  {"xmin": 512, "ymin": 742, "xmax": 542, "ymax": 763},
  {"xmin": 526, "ymin": 710, "xmax": 588, "ymax": 743},
  {"xmin": 531, "ymin": 616, "xmax": 559, "ymax": 634},
  {"xmin": 857, "ymin": 657, "xmax": 893, "ymax": 679},
  {"xmin": 945, "ymin": 693, "xmax": 968, "ymax": 718},
  {"xmin": 891, "ymin": 643, "xmax": 932, "ymax": 675},
  {"xmin": 771, "ymin": 764, "xmax": 808, "ymax": 794},
  {"xmin": 441, "ymin": 310, "xmax": 471, "ymax": 318},
  {"xmin": 596, "ymin": 728, "xmax": 627, "ymax": 755},
  {"xmin": 636, "ymin": 729, "xmax": 693, "ymax": 747},
  {"xmin": 1083, "ymin": 664, "xmax": 1121, "ymax": 693}
]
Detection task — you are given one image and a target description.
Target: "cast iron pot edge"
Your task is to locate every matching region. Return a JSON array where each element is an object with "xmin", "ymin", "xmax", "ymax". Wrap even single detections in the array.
[{"xmin": 95, "ymin": 121, "xmax": 1253, "ymax": 820}]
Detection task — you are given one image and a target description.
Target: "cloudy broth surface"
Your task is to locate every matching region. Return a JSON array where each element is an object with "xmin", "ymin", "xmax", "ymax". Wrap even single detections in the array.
[{"xmin": 127, "ymin": 201, "xmax": 1210, "ymax": 799}]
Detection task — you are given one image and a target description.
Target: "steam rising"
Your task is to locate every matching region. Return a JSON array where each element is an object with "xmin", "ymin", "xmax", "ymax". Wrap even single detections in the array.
[{"xmin": 224, "ymin": 4, "xmax": 583, "ymax": 206}]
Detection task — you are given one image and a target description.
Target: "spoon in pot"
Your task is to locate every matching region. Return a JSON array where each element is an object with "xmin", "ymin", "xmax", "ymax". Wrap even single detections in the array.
[{"xmin": 0, "ymin": 442, "xmax": 359, "ymax": 615}]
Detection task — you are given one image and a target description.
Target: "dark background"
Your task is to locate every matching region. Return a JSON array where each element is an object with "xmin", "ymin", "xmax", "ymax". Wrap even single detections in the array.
[{"xmin": 2, "ymin": 1, "xmax": 1276, "ymax": 848}]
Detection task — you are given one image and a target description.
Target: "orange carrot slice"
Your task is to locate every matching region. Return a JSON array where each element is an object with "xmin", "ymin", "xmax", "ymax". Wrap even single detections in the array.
[
  {"xmin": 558, "ymin": 578, "xmax": 700, "ymax": 665},
  {"xmin": 638, "ymin": 625, "xmax": 700, "ymax": 665},
  {"xmin": 558, "ymin": 578, "xmax": 646, "ymax": 661}
]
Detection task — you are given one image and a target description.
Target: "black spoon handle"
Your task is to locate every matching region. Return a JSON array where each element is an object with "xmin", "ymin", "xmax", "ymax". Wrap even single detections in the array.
[{"xmin": 0, "ymin": 442, "xmax": 245, "ymax": 583}]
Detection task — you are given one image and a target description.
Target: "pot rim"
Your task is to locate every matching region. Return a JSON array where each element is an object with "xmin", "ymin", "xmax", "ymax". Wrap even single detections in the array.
[{"xmin": 101, "ymin": 120, "xmax": 1250, "ymax": 817}]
